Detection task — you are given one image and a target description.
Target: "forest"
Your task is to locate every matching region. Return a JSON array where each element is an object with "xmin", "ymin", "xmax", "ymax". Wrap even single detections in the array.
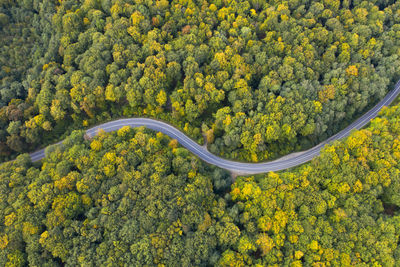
[
  {"xmin": 2, "ymin": 0, "xmax": 400, "ymax": 266},
  {"xmin": 0, "ymin": 127, "xmax": 233, "ymax": 266},
  {"xmin": 2, "ymin": 102, "xmax": 400, "ymax": 266},
  {"xmin": 1, "ymin": 0, "xmax": 400, "ymax": 162}
]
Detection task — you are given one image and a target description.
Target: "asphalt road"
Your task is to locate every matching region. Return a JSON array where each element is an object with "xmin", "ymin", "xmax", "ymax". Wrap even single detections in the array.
[{"xmin": 29, "ymin": 80, "xmax": 400, "ymax": 174}]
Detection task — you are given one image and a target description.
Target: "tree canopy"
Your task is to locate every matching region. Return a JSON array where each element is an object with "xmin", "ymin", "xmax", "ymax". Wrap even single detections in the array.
[
  {"xmin": 2, "ymin": 1, "xmax": 400, "ymax": 265},
  {"xmin": 1, "ymin": 0, "xmax": 400, "ymax": 162},
  {"xmin": 224, "ymin": 104, "xmax": 400, "ymax": 266},
  {"xmin": 2, "ymin": 98, "xmax": 400, "ymax": 266},
  {"xmin": 0, "ymin": 127, "xmax": 234, "ymax": 266}
]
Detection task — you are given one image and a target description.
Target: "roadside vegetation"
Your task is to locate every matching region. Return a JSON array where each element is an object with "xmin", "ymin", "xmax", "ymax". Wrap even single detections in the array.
[
  {"xmin": 2, "ymin": 0, "xmax": 400, "ymax": 265},
  {"xmin": 2, "ymin": 103, "xmax": 400, "ymax": 266},
  {"xmin": 1, "ymin": 0, "xmax": 400, "ymax": 162}
]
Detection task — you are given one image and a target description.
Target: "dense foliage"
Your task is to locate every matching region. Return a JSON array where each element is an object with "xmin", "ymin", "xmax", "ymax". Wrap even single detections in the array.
[
  {"xmin": 0, "ymin": 127, "xmax": 234, "ymax": 266},
  {"xmin": 2, "ymin": 104, "xmax": 400, "ymax": 265},
  {"xmin": 0, "ymin": 0, "xmax": 59, "ymax": 157},
  {"xmin": 223, "ymin": 104, "xmax": 400, "ymax": 266},
  {"xmin": 0, "ymin": 0, "xmax": 57, "ymax": 106},
  {"xmin": 2, "ymin": 1, "xmax": 400, "ymax": 265},
  {"xmin": 2, "ymin": 0, "xmax": 400, "ymax": 162}
]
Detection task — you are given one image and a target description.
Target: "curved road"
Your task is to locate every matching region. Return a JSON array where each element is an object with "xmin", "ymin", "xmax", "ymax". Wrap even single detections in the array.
[{"xmin": 29, "ymin": 80, "xmax": 400, "ymax": 174}]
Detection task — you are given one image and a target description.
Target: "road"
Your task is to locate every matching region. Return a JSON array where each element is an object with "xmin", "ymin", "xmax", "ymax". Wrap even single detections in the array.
[{"xmin": 29, "ymin": 80, "xmax": 400, "ymax": 174}]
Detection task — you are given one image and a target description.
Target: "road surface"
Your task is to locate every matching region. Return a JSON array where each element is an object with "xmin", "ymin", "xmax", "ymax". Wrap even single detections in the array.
[{"xmin": 29, "ymin": 80, "xmax": 400, "ymax": 174}]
